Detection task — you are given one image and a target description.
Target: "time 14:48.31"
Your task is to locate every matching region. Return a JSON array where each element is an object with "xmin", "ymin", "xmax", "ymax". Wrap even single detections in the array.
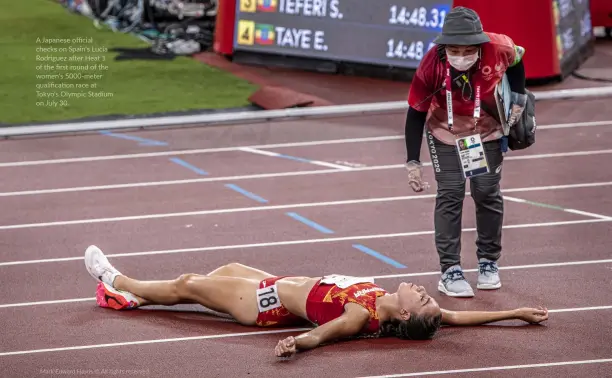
[
  {"xmin": 389, "ymin": 6, "xmax": 446, "ymax": 28},
  {"xmin": 386, "ymin": 39, "xmax": 435, "ymax": 61}
]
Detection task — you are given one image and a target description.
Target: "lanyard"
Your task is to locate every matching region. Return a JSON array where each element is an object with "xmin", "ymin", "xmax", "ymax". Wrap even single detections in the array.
[{"xmin": 445, "ymin": 62, "xmax": 480, "ymax": 130}]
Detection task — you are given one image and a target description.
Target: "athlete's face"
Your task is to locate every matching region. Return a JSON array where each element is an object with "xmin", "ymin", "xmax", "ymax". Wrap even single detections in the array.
[{"xmin": 396, "ymin": 282, "xmax": 441, "ymax": 320}]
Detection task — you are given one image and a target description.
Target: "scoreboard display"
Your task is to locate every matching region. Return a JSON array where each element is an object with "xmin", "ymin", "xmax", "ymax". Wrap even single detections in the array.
[{"xmin": 232, "ymin": 0, "xmax": 454, "ymax": 69}]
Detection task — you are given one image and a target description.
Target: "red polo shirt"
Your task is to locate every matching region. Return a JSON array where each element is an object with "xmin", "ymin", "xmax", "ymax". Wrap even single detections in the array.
[{"xmin": 407, "ymin": 32, "xmax": 524, "ymax": 145}]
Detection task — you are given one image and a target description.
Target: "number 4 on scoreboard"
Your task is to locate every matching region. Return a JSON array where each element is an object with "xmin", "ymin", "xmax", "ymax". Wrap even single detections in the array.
[{"xmin": 237, "ymin": 20, "xmax": 255, "ymax": 45}]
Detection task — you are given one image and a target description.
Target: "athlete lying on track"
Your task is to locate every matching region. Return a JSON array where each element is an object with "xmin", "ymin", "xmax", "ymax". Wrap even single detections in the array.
[{"xmin": 84, "ymin": 245, "xmax": 549, "ymax": 357}]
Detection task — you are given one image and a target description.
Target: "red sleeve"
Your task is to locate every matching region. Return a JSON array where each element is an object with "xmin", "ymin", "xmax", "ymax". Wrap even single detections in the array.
[
  {"xmin": 407, "ymin": 47, "xmax": 440, "ymax": 112},
  {"xmin": 485, "ymin": 32, "xmax": 525, "ymax": 68}
]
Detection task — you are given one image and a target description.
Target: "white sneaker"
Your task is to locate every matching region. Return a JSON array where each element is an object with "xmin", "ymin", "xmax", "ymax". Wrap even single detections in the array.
[
  {"xmin": 477, "ymin": 258, "xmax": 502, "ymax": 290},
  {"xmin": 84, "ymin": 245, "xmax": 122, "ymax": 287},
  {"xmin": 438, "ymin": 265, "xmax": 475, "ymax": 297}
]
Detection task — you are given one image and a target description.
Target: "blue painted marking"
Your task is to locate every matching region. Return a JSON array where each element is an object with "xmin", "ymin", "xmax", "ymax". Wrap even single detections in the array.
[
  {"xmin": 98, "ymin": 130, "xmax": 168, "ymax": 146},
  {"xmin": 276, "ymin": 154, "xmax": 314, "ymax": 164},
  {"xmin": 225, "ymin": 184, "xmax": 268, "ymax": 203},
  {"xmin": 352, "ymin": 244, "xmax": 407, "ymax": 268},
  {"xmin": 169, "ymin": 157, "xmax": 208, "ymax": 175},
  {"xmin": 285, "ymin": 212, "xmax": 334, "ymax": 234}
]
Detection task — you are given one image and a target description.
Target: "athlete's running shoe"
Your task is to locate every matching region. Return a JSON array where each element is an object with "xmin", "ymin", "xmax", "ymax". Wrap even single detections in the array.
[
  {"xmin": 96, "ymin": 282, "xmax": 140, "ymax": 310},
  {"xmin": 84, "ymin": 245, "xmax": 122, "ymax": 287}
]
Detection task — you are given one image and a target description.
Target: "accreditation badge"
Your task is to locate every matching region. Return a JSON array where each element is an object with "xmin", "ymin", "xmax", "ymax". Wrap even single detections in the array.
[{"xmin": 455, "ymin": 133, "xmax": 489, "ymax": 178}]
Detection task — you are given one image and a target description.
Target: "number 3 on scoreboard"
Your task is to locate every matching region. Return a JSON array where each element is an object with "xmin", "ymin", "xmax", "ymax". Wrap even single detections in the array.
[
  {"xmin": 237, "ymin": 20, "xmax": 255, "ymax": 46},
  {"xmin": 256, "ymin": 285, "xmax": 282, "ymax": 313},
  {"xmin": 240, "ymin": 0, "xmax": 256, "ymax": 12}
]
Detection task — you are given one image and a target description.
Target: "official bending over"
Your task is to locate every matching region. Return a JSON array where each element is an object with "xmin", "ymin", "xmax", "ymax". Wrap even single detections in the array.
[{"xmin": 403, "ymin": 7, "xmax": 528, "ymax": 297}]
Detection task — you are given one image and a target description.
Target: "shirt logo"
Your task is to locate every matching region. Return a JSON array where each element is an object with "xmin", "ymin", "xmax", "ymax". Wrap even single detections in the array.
[
  {"xmin": 482, "ymin": 63, "xmax": 503, "ymax": 81},
  {"xmin": 482, "ymin": 65, "xmax": 493, "ymax": 81},
  {"xmin": 354, "ymin": 287, "xmax": 385, "ymax": 298}
]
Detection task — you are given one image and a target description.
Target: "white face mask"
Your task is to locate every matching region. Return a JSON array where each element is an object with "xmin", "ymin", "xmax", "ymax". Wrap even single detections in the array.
[{"xmin": 447, "ymin": 52, "xmax": 479, "ymax": 71}]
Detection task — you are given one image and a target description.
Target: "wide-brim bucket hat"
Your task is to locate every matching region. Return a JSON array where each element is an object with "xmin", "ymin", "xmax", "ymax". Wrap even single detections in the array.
[{"xmin": 433, "ymin": 6, "xmax": 490, "ymax": 45}]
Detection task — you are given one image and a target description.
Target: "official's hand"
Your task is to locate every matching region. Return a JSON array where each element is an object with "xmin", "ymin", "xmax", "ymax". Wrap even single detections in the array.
[
  {"xmin": 405, "ymin": 161, "xmax": 429, "ymax": 192},
  {"xmin": 515, "ymin": 306, "xmax": 549, "ymax": 324},
  {"xmin": 274, "ymin": 336, "xmax": 296, "ymax": 357}
]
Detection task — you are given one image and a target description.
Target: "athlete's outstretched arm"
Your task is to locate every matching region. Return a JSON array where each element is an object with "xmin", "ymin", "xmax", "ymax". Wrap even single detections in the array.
[
  {"xmin": 274, "ymin": 304, "xmax": 370, "ymax": 357},
  {"xmin": 440, "ymin": 306, "xmax": 548, "ymax": 326}
]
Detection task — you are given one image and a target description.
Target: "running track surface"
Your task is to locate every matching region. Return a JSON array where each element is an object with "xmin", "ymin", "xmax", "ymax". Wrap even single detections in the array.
[{"xmin": 1, "ymin": 101, "xmax": 612, "ymax": 378}]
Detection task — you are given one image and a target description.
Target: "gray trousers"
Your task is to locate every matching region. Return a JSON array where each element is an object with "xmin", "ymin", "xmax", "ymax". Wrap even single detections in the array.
[{"xmin": 425, "ymin": 132, "xmax": 504, "ymax": 273}]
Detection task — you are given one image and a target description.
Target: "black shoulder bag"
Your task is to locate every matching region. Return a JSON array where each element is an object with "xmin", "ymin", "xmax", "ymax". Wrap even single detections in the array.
[{"xmin": 451, "ymin": 72, "xmax": 537, "ymax": 151}]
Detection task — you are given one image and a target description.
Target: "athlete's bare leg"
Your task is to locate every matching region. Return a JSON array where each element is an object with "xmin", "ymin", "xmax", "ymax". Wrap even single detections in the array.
[
  {"xmin": 124, "ymin": 263, "xmax": 275, "ymax": 307},
  {"xmin": 113, "ymin": 274, "xmax": 260, "ymax": 325},
  {"xmin": 85, "ymin": 246, "xmax": 261, "ymax": 325},
  {"xmin": 206, "ymin": 262, "xmax": 274, "ymax": 281}
]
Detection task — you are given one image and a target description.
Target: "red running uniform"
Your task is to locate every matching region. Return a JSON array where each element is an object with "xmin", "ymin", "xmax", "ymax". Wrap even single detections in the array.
[
  {"xmin": 254, "ymin": 275, "xmax": 387, "ymax": 334},
  {"xmin": 255, "ymin": 276, "xmax": 308, "ymax": 327},
  {"xmin": 305, "ymin": 276, "xmax": 387, "ymax": 335}
]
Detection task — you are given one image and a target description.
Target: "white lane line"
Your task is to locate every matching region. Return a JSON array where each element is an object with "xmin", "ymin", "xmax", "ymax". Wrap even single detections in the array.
[
  {"xmin": 502, "ymin": 181, "xmax": 612, "ymax": 192},
  {"xmin": 566, "ymin": 209, "xmax": 612, "ymax": 220},
  {"xmin": 547, "ymin": 306, "xmax": 612, "ymax": 313},
  {"xmin": 498, "ymin": 149, "xmax": 612, "ymax": 161},
  {"xmin": 2, "ymin": 148, "xmax": 612, "ymax": 197},
  {"xmin": 334, "ymin": 160, "xmax": 366, "ymax": 168},
  {"xmin": 1, "ymin": 218, "xmax": 611, "ymax": 267},
  {"xmin": 0, "ymin": 135, "xmax": 402, "ymax": 168},
  {"xmin": 0, "ymin": 328, "xmax": 312, "ymax": 357},
  {"xmin": 504, "ymin": 196, "xmax": 612, "ymax": 220},
  {"xmin": 239, "ymin": 147, "xmax": 353, "ymax": 170},
  {"xmin": 239, "ymin": 147, "xmax": 283, "ymax": 157},
  {"xmin": 2, "ymin": 262, "xmax": 612, "ymax": 309},
  {"xmin": 0, "ymin": 298, "xmax": 94, "ymax": 308},
  {"xmin": 356, "ymin": 358, "xmax": 612, "ymax": 378},
  {"xmin": 311, "ymin": 161, "xmax": 353, "ymax": 170},
  {"xmin": 372, "ymin": 258, "xmax": 612, "ymax": 279},
  {"xmin": 1, "ymin": 180, "xmax": 612, "ymax": 230},
  {"xmin": 1, "ymin": 120, "xmax": 610, "ymax": 168},
  {"xmin": 0, "ymin": 193, "xmax": 439, "ymax": 230},
  {"xmin": 536, "ymin": 120, "xmax": 612, "ymax": 129},
  {"xmin": 0, "ymin": 306, "xmax": 610, "ymax": 357},
  {"xmin": 0, "ymin": 120, "xmax": 612, "ymax": 168},
  {"xmin": 0, "ymin": 167, "xmax": 341, "ymax": 197}
]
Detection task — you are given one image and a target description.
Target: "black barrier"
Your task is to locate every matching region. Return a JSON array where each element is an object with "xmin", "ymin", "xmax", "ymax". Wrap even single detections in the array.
[{"xmin": 554, "ymin": 0, "xmax": 593, "ymax": 67}]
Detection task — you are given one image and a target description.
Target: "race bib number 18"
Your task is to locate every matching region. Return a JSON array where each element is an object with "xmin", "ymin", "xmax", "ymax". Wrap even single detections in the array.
[{"xmin": 256, "ymin": 285, "xmax": 282, "ymax": 313}]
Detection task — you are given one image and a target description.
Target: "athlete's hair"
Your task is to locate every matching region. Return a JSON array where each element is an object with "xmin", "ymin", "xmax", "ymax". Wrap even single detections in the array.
[{"xmin": 379, "ymin": 312, "xmax": 442, "ymax": 340}]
